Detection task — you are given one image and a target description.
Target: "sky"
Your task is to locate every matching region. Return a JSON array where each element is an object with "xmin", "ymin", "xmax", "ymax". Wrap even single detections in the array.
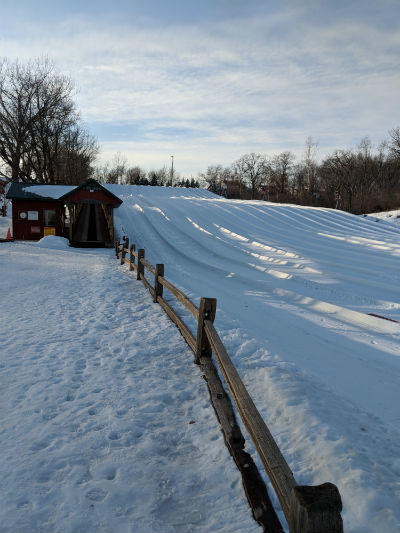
[{"xmin": 1, "ymin": 0, "xmax": 399, "ymax": 176}]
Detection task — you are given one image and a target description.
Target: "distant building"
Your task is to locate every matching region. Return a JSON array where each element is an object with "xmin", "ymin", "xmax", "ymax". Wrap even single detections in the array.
[{"xmin": 6, "ymin": 178, "xmax": 122, "ymax": 247}]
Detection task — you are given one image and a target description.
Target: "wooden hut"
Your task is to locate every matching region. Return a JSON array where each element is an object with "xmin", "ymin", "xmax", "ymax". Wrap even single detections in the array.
[{"xmin": 6, "ymin": 179, "xmax": 122, "ymax": 247}]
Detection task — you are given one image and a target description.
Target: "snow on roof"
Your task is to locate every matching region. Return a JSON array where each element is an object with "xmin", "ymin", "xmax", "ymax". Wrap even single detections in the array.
[
  {"xmin": 21, "ymin": 184, "xmax": 75, "ymax": 199},
  {"xmin": 7, "ymin": 180, "xmax": 122, "ymax": 202}
]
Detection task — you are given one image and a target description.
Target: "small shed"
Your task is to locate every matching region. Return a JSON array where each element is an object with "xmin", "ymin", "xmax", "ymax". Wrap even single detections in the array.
[{"xmin": 6, "ymin": 179, "xmax": 122, "ymax": 247}]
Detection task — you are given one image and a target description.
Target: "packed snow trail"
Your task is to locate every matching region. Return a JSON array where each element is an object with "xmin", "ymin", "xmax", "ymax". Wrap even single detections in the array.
[
  {"xmin": 0, "ymin": 239, "xmax": 259, "ymax": 533},
  {"xmin": 110, "ymin": 185, "xmax": 400, "ymax": 533}
]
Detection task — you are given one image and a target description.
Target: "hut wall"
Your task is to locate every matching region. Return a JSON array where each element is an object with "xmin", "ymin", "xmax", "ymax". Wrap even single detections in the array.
[{"xmin": 12, "ymin": 200, "xmax": 63, "ymax": 241}]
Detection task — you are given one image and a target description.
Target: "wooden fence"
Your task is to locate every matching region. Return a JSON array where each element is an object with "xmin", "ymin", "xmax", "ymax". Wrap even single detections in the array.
[{"xmin": 116, "ymin": 236, "xmax": 343, "ymax": 533}]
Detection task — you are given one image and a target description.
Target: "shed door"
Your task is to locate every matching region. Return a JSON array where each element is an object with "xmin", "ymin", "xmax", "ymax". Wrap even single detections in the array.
[{"xmin": 44, "ymin": 209, "xmax": 56, "ymax": 236}]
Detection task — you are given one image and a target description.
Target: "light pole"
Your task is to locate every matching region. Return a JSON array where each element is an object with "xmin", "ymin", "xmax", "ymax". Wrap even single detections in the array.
[{"xmin": 170, "ymin": 155, "xmax": 174, "ymax": 184}]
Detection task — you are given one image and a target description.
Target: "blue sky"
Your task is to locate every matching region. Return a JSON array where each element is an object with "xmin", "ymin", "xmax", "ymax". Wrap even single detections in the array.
[{"xmin": 1, "ymin": 0, "xmax": 399, "ymax": 175}]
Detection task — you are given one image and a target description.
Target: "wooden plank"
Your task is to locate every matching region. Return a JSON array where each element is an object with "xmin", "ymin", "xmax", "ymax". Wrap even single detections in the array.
[
  {"xmin": 124, "ymin": 246, "xmax": 139, "ymax": 258},
  {"xmin": 141, "ymin": 258, "xmax": 156, "ymax": 275},
  {"xmin": 139, "ymin": 272, "xmax": 155, "ymax": 297},
  {"xmin": 204, "ymin": 319, "xmax": 296, "ymax": 519},
  {"xmin": 204, "ymin": 320, "xmax": 343, "ymax": 532},
  {"xmin": 123, "ymin": 257, "xmax": 137, "ymax": 271},
  {"xmin": 158, "ymin": 276, "xmax": 199, "ymax": 320},
  {"xmin": 199, "ymin": 355, "xmax": 284, "ymax": 533},
  {"xmin": 195, "ymin": 297, "xmax": 217, "ymax": 363},
  {"xmin": 158, "ymin": 296, "xmax": 196, "ymax": 351}
]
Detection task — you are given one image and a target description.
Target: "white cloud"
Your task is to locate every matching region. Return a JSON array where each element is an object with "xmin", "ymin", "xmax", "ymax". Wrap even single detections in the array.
[{"xmin": 1, "ymin": 5, "xmax": 399, "ymax": 173}]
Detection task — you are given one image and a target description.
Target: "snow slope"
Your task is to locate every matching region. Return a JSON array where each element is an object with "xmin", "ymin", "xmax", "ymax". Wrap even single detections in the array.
[
  {"xmin": 109, "ymin": 185, "xmax": 400, "ymax": 532},
  {"xmin": 364, "ymin": 209, "xmax": 400, "ymax": 228},
  {"xmin": 0, "ymin": 240, "xmax": 258, "ymax": 533}
]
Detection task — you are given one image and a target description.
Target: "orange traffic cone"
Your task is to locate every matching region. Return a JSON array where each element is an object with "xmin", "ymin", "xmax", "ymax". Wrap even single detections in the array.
[{"xmin": 6, "ymin": 227, "xmax": 12, "ymax": 241}]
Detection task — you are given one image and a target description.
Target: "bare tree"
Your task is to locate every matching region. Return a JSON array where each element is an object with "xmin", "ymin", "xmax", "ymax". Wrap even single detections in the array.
[
  {"xmin": 55, "ymin": 126, "xmax": 98, "ymax": 184},
  {"xmin": 199, "ymin": 165, "xmax": 224, "ymax": 190},
  {"xmin": 319, "ymin": 150, "xmax": 357, "ymax": 210},
  {"xmin": 126, "ymin": 165, "xmax": 147, "ymax": 185},
  {"xmin": 233, "ymin": 153, "xmax": 268, "ymax": 199},
  {"xmin": 270, "ymin": 151, "xmax": 294, "ymax": 199},
  {"xmin": 104, "ymin": 152, "xmax": 128, "ymax": 184},
  {"xmin": 0, "ymin": 58, "xmax": 97, "ymax": 184},
  {"xmin": 0, "ymin": 58, "xmax": 47, "ymax": 181},
  {"xmin": 304, "ymin": 136, "xmax": 318, "ymax": 195},
  {"xmin": 389, "ymin": 127, "xmax": 400, "ymax": 158},
  {"xmin": 155, "ymin": 166, "xmax": 169, "ymax": 185}
]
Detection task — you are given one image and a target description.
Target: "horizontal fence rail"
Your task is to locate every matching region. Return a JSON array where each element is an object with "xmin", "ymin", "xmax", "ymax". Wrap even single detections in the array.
[{"xmin": 115, "ymin": 236, "xmax": 343, "ymax": 533}]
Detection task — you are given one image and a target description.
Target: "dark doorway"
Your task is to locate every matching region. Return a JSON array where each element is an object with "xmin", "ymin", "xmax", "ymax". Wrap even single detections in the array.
[
  {"xmin": 71, "ymin": 203, "xmax": 109, "ymax": 247},
  {"xmin": 87, "ymin": 204, "xmax": 97, "ymax": 241}
]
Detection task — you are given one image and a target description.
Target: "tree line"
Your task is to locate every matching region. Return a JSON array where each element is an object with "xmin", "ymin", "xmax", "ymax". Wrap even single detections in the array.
[
  {"xmin": 199, "ymin": 133, "xmax": 400, "ymax": 214},
  {"xmin": 95, "ymin": 153, "xmax": 200, "ymax": 188}
]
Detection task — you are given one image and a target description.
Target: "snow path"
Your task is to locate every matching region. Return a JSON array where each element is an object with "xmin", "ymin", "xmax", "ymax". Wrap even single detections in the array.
[
  {"xmin": 110, "ymin": 186, "xmax": 400, "ymax": 532},
  {"xmin": 0, "ymin": 242, "xmax": 259, "ymax": 533}
]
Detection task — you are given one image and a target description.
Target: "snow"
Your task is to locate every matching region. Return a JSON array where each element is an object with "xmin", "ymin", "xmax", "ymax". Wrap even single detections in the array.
[
  {"xmin": 21, "ymin": 184, "xmax": 75, "ymax": 199},
  {"xmin": 2, "ymin": 188, "xmax": 400, "ymax": 532},
  {"xmin": 105, "ymin": 185, "xmax": 399, "ymax": 532},
  {"xmin": 35, "ymin": 235, "xmax": 71, "ymax": 249},
  {"xmin": 0, "ymin": 242, "xmax": 258, "ymax": 533},
  {"xmin": 363, "ymin": 209, "xmax": 400, "ymax": 228}
]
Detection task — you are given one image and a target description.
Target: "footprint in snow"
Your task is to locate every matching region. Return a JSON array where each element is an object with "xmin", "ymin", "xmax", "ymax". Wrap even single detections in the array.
[
  {"xmin": 86, "ymin": 488, "xmax": 108, "ymax": 502},
  {"xmin": 17, "ymin": 500, "xmax": 31, "ymax": 510},
  {"xmin": 93, "ymin": 465, "xmax": 118, "ymax": 481},
  {"xmin": 104, "ymin": 467, "xmax": 117, "ymax": 481},
  {"xmin": 115, "ymin": 408, "xmax": 129, "ymax": 417},
  {"xmin": 36, "ymin": 471, "xmax": 52, "ymax": 483},
  {"xmin": 30, "ymin": 439, "xmax": 51, "ymax": 451}
]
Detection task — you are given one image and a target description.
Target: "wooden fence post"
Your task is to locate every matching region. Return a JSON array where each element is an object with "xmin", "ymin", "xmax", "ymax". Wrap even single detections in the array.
[
  {"xmin": 115, "ymin": 239, "xmax": 120, "ymax": 258},
  {"xmin": 154, "ymin": 264, "xmax": 164, "ymax": 303},
  {"xmin": 137, "ymin": 249, "xmax": 145, "ymax": 281},
  {"xmin": 129, "ymin": 244, "xmax": 135, "ymax": 271},
  {"xmin": 124, "ymin": 237, "xmax": 130, "ymax": 264},
  {"xmin": 195, "ymin": 297, "xmax": 217, "ymax": 364},
  {"xmin": 120, "ymin": 237, "xmax": 126, "ymax": 265},
  {"xmin": 289, "ymin": 483, "xmax": 343, "ymax": 533}
]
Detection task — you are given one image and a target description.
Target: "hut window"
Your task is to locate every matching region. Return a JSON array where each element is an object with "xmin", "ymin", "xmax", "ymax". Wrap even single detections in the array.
[
  {"xmin": 44, "ymin": 209, "xmax": 56, "ymax": 226},
  {"xmin": 28, "ymin": 211, "xmax": 38, "ymax": 220}
]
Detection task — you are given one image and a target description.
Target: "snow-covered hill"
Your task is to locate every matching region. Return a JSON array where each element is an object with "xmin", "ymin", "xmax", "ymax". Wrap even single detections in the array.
[{"xmin": 109, "ymin": 185, "xmax": 400, "ymax": 532}]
